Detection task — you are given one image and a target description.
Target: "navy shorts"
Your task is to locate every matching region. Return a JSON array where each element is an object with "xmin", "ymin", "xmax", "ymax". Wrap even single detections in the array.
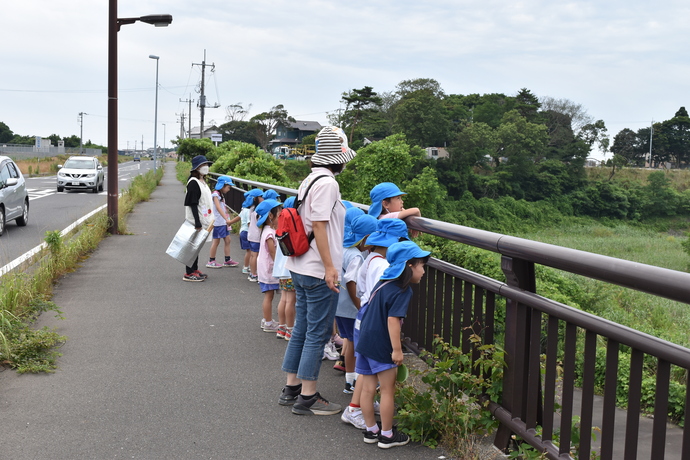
[
  {"xmin": 249, "ymin": 241, "xmax": 260, "ymax": 253},
  {"xmin": 239, "ymin": 231, "xmax": 251, "ymax": 250},
  {"xmin": 212, "ymin": 225, "xmax": 229, "ymax": 239},
  {"xmin": 335, "ymin": 316, "xmax": 355, "ymax": 341}
]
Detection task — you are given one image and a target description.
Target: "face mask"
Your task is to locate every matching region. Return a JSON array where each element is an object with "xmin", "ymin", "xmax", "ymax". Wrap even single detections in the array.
[{"xmin": 198, "ymin": 165, "xmax": 210, "ymax": 175}]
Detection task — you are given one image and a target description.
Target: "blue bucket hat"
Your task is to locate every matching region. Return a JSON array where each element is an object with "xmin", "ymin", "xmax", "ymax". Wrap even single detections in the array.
[
  {"xmin": 263, "ymin": 189, "xmax": 280, "ymax": 201},
  {"xmin": 343, "ymin": 207, "xmax": 365, "ymax": 235},
  {"xmin": 255, "ymin": 199, "xmax": 281, "ymax": 227},
  {"xmin": 242, "ymin": 188, "xmax": 263, "ymax": 208},
  {"xmin": 191, "ymin": 155, "xmax": 213, "ymax": 171},
  {"xmin": 365, "ymin": 218, "xmax": 409, "ymax": 247},
  {"xmin": 342, "ymin": 200, "xmax": 353, "ymax": 209},
  {"xmin": 214, "ymin": 175, "xmax": 234, "ymax": 190},
  {"xmin": 368, "ymin": 182, "xmax": 406, "ymax": 218},
  {"xmin": 344, "ymin": 214, "xmax": 378, "ymax": 248},
  {"xmin": 283, "ymin": 196, "xmax": 296, "ymax": 209},
  {"xmin": 381, "ymin": 240, "xmax": 431, "ymax": 280}
]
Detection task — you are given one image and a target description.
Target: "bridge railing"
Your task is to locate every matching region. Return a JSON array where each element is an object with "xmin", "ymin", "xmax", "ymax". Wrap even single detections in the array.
[{"xmin": 220, "ymin": 175, "xmax": 690, "ymax": 460}]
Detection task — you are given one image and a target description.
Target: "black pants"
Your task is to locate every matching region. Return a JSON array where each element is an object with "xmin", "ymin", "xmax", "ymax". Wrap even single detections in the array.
[{"xmin": 186, "ymin": 257, "xmax": 198, "ymax": 274}]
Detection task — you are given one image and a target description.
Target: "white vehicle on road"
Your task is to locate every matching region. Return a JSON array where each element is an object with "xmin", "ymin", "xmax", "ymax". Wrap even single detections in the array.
[{"xmin": 57, "ymin": 156, "xmax": 105, "ymax": 193}]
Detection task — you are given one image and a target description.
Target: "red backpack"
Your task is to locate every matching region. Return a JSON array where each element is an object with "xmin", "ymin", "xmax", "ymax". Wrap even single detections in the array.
[{"xmin": 276, "ymin": 175, "xmax": 328, "ymax": 257}]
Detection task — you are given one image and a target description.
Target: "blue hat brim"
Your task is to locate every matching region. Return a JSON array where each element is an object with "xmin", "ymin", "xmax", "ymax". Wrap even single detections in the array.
[
  {"xmin": 380, "ymin": 245, "xmax": 431, "ymax": 280},
  {"xmin": 365, "ymin": 233, "xmax": 401, "ymax": 248},
  {"xmin": 368, "ymin": 201, "xmax": 383, "ymax": 218}
]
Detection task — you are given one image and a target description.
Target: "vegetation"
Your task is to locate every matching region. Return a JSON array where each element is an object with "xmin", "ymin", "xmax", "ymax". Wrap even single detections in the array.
[{"xmin": 0, "ymin": 167, "xmax": 163, "ymax": 373}]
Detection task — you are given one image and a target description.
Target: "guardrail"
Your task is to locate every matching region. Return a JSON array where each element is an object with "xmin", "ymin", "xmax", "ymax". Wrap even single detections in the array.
[{"xmin": 217, "ymin": 174, "xmax": 690, "ymax": 459}]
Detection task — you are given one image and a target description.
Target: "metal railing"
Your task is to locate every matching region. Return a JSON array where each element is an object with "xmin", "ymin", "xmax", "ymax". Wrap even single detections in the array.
[{"xmin": 221, "ymin": 174, "xmax": 690, "ymax": 460}]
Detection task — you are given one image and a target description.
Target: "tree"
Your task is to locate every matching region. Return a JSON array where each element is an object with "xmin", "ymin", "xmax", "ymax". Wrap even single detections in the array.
[
  {"xmin": 0, "ymin": 122, "xmax": 14, "ymax": 143},
  {"xmin": 225, "ymin": 102, "xmax": 252, "ymax": 122},
  {"xmin": 610, "ymin": 128, "xmax": 644, "ymax": 166},
  {"xmin": 341, "ymin": 86, "xmax": 382, "ymax": 143},
  {"xmin": 63, "ymin": 135, "xmax": 81, "ymax": 148},
  {"xmin": 539, "ymin": 96, "xmax": 593, "ymax": 134},
  {"xmin": 217, "ymin": 120, "xmax": 260, "ymax": 146},
  {"xmin": 177, "ymin": 138, "xmax": 215, "ymax": 162},
  {"xmin": 513, "ymin": 88, "xmax": 541, "ymax": 122},
  {"xmin": 657, "ymin": 107, "xmax": 690, "ymax": 168},
  {"xmin": 392, "ymin": 83, "xmax": 451, "ymax": 147},
  {"xmin": 249, "ymin": 104, "xmax": 294, "ymax": 151},
  {"xmin": 577, "ymin": 120, "xmax": 610, "ymax": 155}
]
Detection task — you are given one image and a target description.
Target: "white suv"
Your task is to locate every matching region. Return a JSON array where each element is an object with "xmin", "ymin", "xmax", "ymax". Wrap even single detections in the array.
[
  {"xmin": 57, "ymin": 156, "xmax": 105, "ymax": 193},
  {"xmin": 0, "ymin": 156, "xmax": 29, "ymax": 236}
]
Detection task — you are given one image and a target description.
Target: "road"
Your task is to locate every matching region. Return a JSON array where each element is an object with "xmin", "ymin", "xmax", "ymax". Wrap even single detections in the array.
[{"xmin": 0, "ymin": 160, "xmax": 155, "ymax": 267}]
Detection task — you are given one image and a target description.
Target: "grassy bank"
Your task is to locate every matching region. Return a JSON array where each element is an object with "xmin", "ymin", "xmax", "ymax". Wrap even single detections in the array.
[{"xmin": 0, "ymin": 166, "xmax": 164, "ymax": 373}]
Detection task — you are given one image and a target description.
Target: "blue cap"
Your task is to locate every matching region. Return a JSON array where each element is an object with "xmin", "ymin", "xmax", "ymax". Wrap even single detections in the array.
[
  {"xmin": 255, "ymin": 199, "xmax": 281, "ymax": 227},
  {"xmin": 283, "ymin": 196, "xmax": 296, "ymax": 209},
  {"xmin": 242, "ymin": 188, "xmax": 263, "ymax": 208},
  {"xmin": 263, "ymin": 189, "xmax": 279, "ymax": 201},
  {"xmin": 342, "ymin": 200, "xmax": 353, "ymax": 209},
  {"xmin": 365, "ymin": 218, "xmax": 409, "ymax": 247},
  {"xmin": 344, "ymin": 214, "xmax": 378, "ymax": 247},
  {"xmin": 343, "ymin": 207, "xmax": 365, "ymax": 235},
  {"xmin": 214, "ymin": 175, "xmax": 234, "ymax": 190},
  {"xmin": 381, "ymin": 241, "xmax": 431, "ymax": 280},
  {"xmin": 368, "ymin": 182, "xmax": 406, "ymax": 218},
  {"xmin": 191, "ymin": 155, "xmax": 213, "ymax": 171}
]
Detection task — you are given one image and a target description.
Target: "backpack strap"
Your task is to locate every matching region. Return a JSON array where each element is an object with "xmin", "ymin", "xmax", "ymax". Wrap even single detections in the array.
[
  {"xmin": 295, "ymin": 175, "xmax": 330, "ymax": 210},
  {"xmin": 368, "ymin": 280, "xmax": 394, "ymax": 304}
]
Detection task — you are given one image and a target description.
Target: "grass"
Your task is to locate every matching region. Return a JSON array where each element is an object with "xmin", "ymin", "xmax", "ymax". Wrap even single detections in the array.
[
  {"xmin": 0, "ymin": 166, "xmax": 164, "ymax": 372},
  {"xmin": 13, "ymin": 154, "xmax": 133, "ymax": 177},
  {"xmin": 586, "ymin": 166, "xmax": 690, "ymax": 191}
]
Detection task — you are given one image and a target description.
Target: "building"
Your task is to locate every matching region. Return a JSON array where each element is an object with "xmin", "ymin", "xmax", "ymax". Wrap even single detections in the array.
[
  {"xmin": 425, "ymin": 146, "xmax": 449, "ymax": 160},
  {"xmin": 189, "ymin": 125, "xmax": 219, "ymax": 140},
  {"xmin": 268, "ymin": 120, "xmax": 322, "ymax": 154}
]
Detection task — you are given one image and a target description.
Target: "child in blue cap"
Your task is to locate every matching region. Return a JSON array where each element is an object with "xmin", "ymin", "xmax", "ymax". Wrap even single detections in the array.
[
  {"xmin": 206, "ymin": 176, "xmax": 240, "ymax": 269},
  {"xmin": 273, "ymin": 196, "xmax": 297, "ymax": 340},
  {"xmin": 356, "ymin": 240, "xmax": 430, "ymax": 449},
  {"xmin": 255, "ymin": 199, "xmax": 282, "ymax": 332},
  {"xmin": 239, "ymin": 189, "xmax": 263, "ymax": 276},
  {"xmin": 247, "ymin": 190, "xmax": 268, "ymax": 283},
  {"xmin": 368, "ymin": 183, "xmax": 421, "ymax": 238}
]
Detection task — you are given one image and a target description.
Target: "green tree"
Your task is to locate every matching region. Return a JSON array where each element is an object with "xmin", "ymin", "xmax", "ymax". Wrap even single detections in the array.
[
  {"xmin": 513, "ymin": 88, "xmax": 541, "ymax": 122},
  {"xmin": 341, "ymin": 86, "xmax": 382, "ymax": 144},
  {"xmin": 392, "ymin": 84, "xmax": 451, "ymax": 147},
  {"xmin": 177, "ymin": 138, "xmax": 215, "ymax": 162},
  {"xmin": 611, "ymin": 128, "xmax": 644, "ymax": 166},
  {"xmin": 402, "ymin": 166, "xmax": 448, "ymax": 219},
  {"xmin": 216, "ymin": 120, "xmax": 260, "ymax": 147},
  {"xmin": 62, "ymin": 135, "xmax": 81, "ymax": 148},
  {"xmin": 0, "ymin": 122, "xmax": 13, "ymax": 143},
  {"xmin": 657, "ymin": 107, "xmax": 690, "ymax": 168},
  {"xmin": 250, "ymin": 105, "xmax": 294, "ymax": 151}
]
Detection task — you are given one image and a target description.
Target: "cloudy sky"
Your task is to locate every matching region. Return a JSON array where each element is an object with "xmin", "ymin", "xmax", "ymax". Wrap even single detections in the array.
[{"xmin": 2, "ymin": 0, "xmax": 689, "ymax": 159}]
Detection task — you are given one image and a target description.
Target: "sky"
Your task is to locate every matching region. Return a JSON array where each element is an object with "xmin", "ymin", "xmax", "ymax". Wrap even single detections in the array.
[{"xmin": 2, "ymin": 0, "xmax": 690, "ymax": 160}]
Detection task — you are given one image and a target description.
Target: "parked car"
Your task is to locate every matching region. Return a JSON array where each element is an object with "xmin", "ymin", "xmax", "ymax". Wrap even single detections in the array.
[
  {"xmin": 57, "ymin": 156, "xmax": 105, "ymax": 193},
  {"xmin": 0, "ymin": 156, "xmax": 29, "ymax": 236},
  {"xmin": 133, "ymin": 154, "xmax": 141, "ymax": 162}
]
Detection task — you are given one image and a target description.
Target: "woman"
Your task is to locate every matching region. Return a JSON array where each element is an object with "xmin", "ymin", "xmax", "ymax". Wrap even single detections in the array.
[
  {"xmin": 279, "ymin": 126, "xmax": 356, "ymax": 415},
  {"xmin": 183, "ymin": 155, "xmax": 214, "ymax": 282}
]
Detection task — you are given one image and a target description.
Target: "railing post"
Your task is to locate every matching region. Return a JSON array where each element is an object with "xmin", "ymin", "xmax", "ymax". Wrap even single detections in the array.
[{"xmin": 495, "ymin": 255, "xmax": 536, "ymax": 452}]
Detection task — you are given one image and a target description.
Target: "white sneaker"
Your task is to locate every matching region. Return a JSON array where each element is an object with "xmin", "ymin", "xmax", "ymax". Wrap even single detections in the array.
[
  {"xmin": 260, "ymin": 318, "xmax": 265, "ymax": 330},
  {"xmin": 341, "ymin": 407, "xmax": 366, "ymax": 429},
  {"xmin": 263, "ymin": 320, "xmax": 279, "ymax": 332},
  {"xmin": 322, "ymin": 340, "xmax": 339, "ymax": 360}
]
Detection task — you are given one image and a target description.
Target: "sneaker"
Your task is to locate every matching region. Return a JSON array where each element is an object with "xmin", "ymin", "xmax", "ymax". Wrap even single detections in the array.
[
  {"xmin": 284, "ymin": 328, "xmax": 292, "ymax": 341},
  {"xmin": 263, "ymin": 320, "xmax": 279, "ymax": 332},
  {"xmin": 248, "ymin": 274, "xmax": 258, "ymax": 282},
  {"xmin": 341, "ymin": 407, "xmax": 366, "ymax": 429},
  {"xmin": 206, "ymin": 260, "xmax": 223, "ymax": 269},
  {"xmin": 193, "ymin": 270, "xmax": 208, "ymax": 279},
  {"xmin": 377, "ymin": 428, "xmax": 409, "ymax": 449},
  {"xmin": 278, "ymin": 384, "xmax": 301, "ymax": 406},
  {"xmin": 276, "ymin": 325, "xmax": 287, "ymax": 339},
  {"xmin": 223, "ymin": 259, "xmax": 239, "ymax": 267},
  {"xmin": 291, "ymin": 392, "xmax": 342, "ymax": 415},
  {"xmin": 260, "ymin": 318, "xmax": 266, "ymax": 330},
  {"xmin": 333, "ymin": 360, "xmax": 346, "ymax": 372},
  {"xmin": 363, "ymin": 429, "xmax": 380, "ymax": 444},
  {"xmin": 323, "ymin": 341, "xmax": 339, "ymax": 361},
  {"xmin": 242, "ymin": 266, "xmax": 250, "ymax": 274},
  {"xmin": 182, "ymin": 272, "xmax": 204, "ymax": 282},
  {"xmin": 343, "ymin": 382, "xmax": 355, "ymax": 394}
]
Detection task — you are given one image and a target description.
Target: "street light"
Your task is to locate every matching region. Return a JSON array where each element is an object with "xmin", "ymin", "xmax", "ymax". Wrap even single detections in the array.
[
  {"xmin": 108, "ymin": 1, "xmax": 171, "ymax": 234},
  {"xmin": 149, "ymin": 54, "xmax": 159, "ymax": 172},
  {"xmin": 162, "ymin": 123, "xmax": 166, "ymax": 155}
]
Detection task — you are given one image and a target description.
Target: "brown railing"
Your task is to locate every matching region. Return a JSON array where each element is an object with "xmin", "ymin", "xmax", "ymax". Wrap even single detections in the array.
[{"xmin": 221, "ymin": 175, "xmax": 690, "ymax": 460}]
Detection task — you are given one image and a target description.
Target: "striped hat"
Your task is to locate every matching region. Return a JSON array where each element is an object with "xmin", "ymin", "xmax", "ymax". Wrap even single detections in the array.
[{"xmin": 311, "ymin": 126, "xmax": 357, "ymax": 166}]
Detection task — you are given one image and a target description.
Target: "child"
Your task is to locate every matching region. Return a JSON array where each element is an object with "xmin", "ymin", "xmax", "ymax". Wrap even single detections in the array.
[
  {"xmin": 273, "ymin": 196, "xmax": 296, "ymax": 341},
  {"xmin": 239, "ymin": 189, "xmax": 263, "ymax": 275},
  {"xmin": 246, "ymin": 190, "xmax": 266, "ymax": 282},
  {"xmin": 336, "ymin": 212, "xmax": 378, "ymax": 395},
  {"xmin": 341, "ymin": 217, "xmax": 409, "ymax": 429},
  {"xmin": 369, "ymin": 182, "xmax": 421, "ymax": 238},
  {"xmin": 206, "ymin": 176, "xmax": 240, "ymax": 268},
  {"xmin": 356, "ymin": 240, "xmax": 430, "ymax": 449},
  {"xmin": 255, "ymin": 198, "xmax": 282, "ymax": 332}
]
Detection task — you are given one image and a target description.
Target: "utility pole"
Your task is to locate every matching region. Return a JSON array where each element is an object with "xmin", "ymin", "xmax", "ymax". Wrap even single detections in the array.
[
  {"xmin": 179, "ymin": 95, "xmax": 194, "ymax": 137},
  {"xmin": 78, "ymin": 112, "xmax": 87, "ymax": 154},
  {"xmin": 192, "ymin": 50, "xmax": 220, "ymax": 139},
  {"xmin": 648, "ymin": 120, "xmax": 654, "ymax": 167},
  {"xmin": 177, "ymin": 111, "xmax": 186, "ymax": 139}
]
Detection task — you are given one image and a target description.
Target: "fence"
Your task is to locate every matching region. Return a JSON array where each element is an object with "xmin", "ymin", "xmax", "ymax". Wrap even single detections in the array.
[
  {"xmin": 0, "ymin": 144, "xmax": 102, "ymax": 159},
  {"xmin": 217, "ymin": 174, "xmax": 690, "ymax": 459}
]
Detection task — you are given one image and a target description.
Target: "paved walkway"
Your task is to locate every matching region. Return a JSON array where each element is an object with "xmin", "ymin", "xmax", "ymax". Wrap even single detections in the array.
[{"xmin": 0, "ymin": 164, "xmax": 439, "ymax": 459}]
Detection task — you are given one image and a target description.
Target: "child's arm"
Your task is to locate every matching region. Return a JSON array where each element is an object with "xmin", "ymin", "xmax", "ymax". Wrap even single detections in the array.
[
  {"xmin": 227, "ymin": 214, "xmax": 241, "ymax": 225},
  {"xmin": 397, "ymin": 207, "xmax": 421, "ymax": 220},
  {"xmin": 266, "ymin": 236, "xmax": 276, "ymax": 260},
  {"xmin": 346, "ymin": 281, "xmax": 361, "ymax": 309},
  {"xmin": 387, "ymin": 317, "xmax": 404, "ymax": 365}
]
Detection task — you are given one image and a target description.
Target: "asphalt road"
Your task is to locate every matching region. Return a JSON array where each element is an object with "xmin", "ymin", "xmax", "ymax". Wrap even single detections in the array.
[{"xmin": 0, "ymin": 160, "xmax": 155, "ymax": 267}]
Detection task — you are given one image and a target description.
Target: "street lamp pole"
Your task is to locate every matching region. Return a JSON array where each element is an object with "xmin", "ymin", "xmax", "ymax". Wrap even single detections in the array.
[
  {"xmin": 162, "ymin": 123, "xmax": 166, "ymax": 154},
  {"xmin": 107, "ymin": 0, "xmax": 171, "ymax": 234},
  {"xmin": 150, "ymin": 54, "xmax": 160, "ymax": 172}
]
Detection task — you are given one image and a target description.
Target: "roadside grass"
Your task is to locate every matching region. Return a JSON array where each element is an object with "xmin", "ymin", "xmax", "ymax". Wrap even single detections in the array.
[{"xmin": 0, "ymin": 166, "xmax": 163, "ymax": 373}]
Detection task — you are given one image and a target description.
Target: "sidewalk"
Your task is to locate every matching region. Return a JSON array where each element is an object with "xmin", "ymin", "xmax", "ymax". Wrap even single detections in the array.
[{"xmin": 0, "ymin": 164, "xmax": 438, "ymax": 459}]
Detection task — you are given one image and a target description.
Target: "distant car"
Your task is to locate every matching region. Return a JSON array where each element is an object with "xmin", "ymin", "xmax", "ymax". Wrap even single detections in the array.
[
  {"xmin": 0, "ymin": 156, "xmax": 29, "ymax": 236},
  {"xmin": 57, "ymin": 156, "xmax": 105, "ymax": 193},
  {"xmin": 133, "ymin": 154, "xmax": 141, "ymax": 162}
]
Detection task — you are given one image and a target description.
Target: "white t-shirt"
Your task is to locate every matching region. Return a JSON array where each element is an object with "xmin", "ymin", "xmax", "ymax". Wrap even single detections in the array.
[
  {"xmin": 239, "ymin": 207, "xmax": 251, "ymax": 233},
  {"xmin": 247, "ymin": 207, "xmax": 261, "ymax": 243},
  {"xmin": 357, "ymin": 252, "xmax": 389, "ymax": 305},
  {"xmin": 285, "ymin": 168, "xmax": 345, "ymax": 280}
]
